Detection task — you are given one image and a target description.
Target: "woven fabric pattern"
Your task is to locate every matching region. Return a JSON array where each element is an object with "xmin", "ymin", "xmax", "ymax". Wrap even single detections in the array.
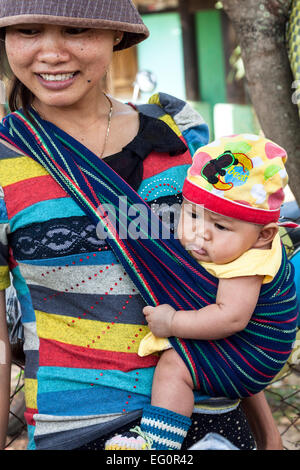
[{"xmin": 0, "ymin": 94, "xmax": 211, "ymax": 450}]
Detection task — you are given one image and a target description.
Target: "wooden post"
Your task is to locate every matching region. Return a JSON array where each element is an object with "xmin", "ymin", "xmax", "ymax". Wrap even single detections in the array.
[{"xmin": 178, "ymin": 0, "xmax": 200, "ymax": 101}]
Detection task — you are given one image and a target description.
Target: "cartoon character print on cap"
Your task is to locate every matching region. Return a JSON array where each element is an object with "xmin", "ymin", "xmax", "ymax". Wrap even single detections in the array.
[
  {"xmin": 198, "ymin": 142, "xmax": 253, "ymax": 192},
  {"xmin": 201, "ymin": 150, "xmax": 239, "ymax": 190}
]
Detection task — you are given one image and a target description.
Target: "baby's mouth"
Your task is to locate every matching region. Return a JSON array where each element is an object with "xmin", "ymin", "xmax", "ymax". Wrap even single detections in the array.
[
  {"xmin": 192, "ymin": 248, "xmax": 207, "ymax": 256},
  {"xmin": 187, "ymin": 245, "xmax": 207, "ymax": 256}
]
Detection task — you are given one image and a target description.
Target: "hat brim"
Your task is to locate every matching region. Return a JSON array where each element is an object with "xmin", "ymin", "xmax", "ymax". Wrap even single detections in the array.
[
  {"xmin": 182, "ymin": 179, "xmax": 280, "ymax": 225},
  {"xmin": 0, "ymin": 15, "xmax": 149, "ymax": 50}
]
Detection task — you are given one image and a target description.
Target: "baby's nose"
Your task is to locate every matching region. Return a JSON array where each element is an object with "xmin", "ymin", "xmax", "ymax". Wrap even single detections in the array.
[{"xmin": 202, "ymin": 225, "xmax": 212, "ymax": 241}]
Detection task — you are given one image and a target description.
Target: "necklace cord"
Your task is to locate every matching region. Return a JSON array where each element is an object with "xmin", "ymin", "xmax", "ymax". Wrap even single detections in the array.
[{"xmin": 101, "ymin": 92, "xmax": 113, "ymax": 159}]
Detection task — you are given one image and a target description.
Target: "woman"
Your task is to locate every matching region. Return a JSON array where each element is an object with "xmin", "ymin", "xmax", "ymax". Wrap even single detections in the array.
[{"xmin": 0, "ymin": 0, "xmax": 282, "ymax": 450}]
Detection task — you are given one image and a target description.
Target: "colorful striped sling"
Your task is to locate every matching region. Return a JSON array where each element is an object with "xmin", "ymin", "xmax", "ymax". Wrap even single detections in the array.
[{"xmin": 0, "ymin": 100, "xmax": 298, "ymax": 398}]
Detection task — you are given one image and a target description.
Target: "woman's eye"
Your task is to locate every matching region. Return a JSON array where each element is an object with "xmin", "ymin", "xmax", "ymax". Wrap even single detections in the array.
[
  {"xmin": 65, "ymin": 28, "xmax": 90, "ymax": 35},
  {"xmin": 18, "ymin": 29, "xmax": 39, "ymax": 35}
]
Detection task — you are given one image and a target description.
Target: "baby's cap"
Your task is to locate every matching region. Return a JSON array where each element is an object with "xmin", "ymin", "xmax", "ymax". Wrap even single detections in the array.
[{"xmin": 182, "ymin": 134, "xmax": 288, "ymax": 224}]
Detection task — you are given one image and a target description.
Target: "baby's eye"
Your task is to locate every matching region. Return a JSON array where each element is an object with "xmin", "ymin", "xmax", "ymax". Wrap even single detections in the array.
[{"xmin": 215, "ymin": 223, "xmax": 227, "ymax": 231}]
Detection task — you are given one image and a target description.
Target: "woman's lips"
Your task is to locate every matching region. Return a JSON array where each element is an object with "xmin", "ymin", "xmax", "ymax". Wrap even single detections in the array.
[{"xmin": 36, "ymin": 72, "xmax": 79, "ymax": 91}]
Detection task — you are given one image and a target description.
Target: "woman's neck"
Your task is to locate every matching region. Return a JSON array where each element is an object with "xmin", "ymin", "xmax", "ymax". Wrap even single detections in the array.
[
  {"xmin": 33, "ymin": 88, "xmax": 110, "ymax": 132},
  {"xmin": 32, "ymin": 90, "xmax": 140, "ymax": 158}
]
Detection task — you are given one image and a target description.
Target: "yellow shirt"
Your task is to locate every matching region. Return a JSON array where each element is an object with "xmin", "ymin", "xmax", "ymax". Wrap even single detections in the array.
[
  {"xmin": 199, "ymin": 233, "xmax": 282, "ymax": 285},
  {"xmin": 138, "ymin": 234, "xmax": 282, "ymax": 357}
]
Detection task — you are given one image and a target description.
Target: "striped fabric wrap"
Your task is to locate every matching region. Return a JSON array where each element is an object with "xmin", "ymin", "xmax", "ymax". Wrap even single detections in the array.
[{"xmin": 0, "ymin": 93, "xmax": 298, "ymax": 447}]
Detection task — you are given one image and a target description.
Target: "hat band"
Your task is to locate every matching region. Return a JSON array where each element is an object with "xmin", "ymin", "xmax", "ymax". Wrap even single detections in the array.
[{"xmin": 182, "ymin": 179, "xmax": 280, "ymax": 225}]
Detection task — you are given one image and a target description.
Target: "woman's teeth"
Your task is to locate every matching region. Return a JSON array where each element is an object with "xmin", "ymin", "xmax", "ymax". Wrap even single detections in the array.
[{"xmin": 39, "ymin": 73, "xmax": 76, "ymax": 81}]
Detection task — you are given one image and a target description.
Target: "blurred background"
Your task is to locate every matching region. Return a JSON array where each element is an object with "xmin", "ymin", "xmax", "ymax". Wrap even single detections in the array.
[{"xmin": 105, "ymin": 0, "xmax": 257, "ymax": 142}]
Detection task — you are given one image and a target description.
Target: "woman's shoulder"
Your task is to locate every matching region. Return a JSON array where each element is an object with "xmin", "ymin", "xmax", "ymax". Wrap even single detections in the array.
[{"xmin": 136, "ymin": 93, "xmax": 210, "ymax": 154}]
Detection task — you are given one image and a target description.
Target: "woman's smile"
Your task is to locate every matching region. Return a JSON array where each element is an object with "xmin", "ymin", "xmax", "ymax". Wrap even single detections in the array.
[
  {"xmin": 35, "ymin": 71, "xmax": 79, "ymax": 90},
  {"xmin": 5, "ymin": 24, "xmax": 116, "ymax": 110}
]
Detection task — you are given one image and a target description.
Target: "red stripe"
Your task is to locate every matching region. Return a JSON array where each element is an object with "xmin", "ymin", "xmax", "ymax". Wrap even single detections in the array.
[
  {"xmin": 39, "ymin": 337, "xmax": 159, "ymax": 370},
  {"xmin": 251, "ymin": 315, "xmax": 298, "ymax": 324},
  {"xmin": 24, "ymin": 407, "xmax": 38, "ymax": 426},
  {"xmin": 4, "ymin": 175, "xmax": 68, "ymax": 218},
  {"xmin": 168, "ymin": 282, "xmax": 195, "ymax": 309},
  {"xmin": 224, "ymin": 338, "xmax": 274, "ymax": 378},
  {"xmin": 131, "ymin": 244, "xmax": 183, "ymax": 309},
  {"xmin": 258, "ymin": 345, "xmax": 292, "ymax": 354},
  {"xmin": 179, "ymin": 340, "xmax": 203, "ymax": 390},
  {"xmin": 160, "ymin": 239, "xmax": 217, "ymax": 287},
  {"xmin": 8, "ymin": 247, "xmax": 18, "ymax": 270},
  {"xmin": 209, "ymin": 341, "xmax": 233, "ymax": 370},
  {"xmin": 138, "ymin": 239, "xmax": 211, "ymax": 305},
  {"xmin": 143, "ymin": 144, "xmax": 192, "ymax": 180}
]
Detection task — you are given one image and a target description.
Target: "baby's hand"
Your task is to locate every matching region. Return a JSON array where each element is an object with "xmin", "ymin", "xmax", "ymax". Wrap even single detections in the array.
[{"xmin": 143, "ymin": 304, "xmax": 176, "ymax": 337}]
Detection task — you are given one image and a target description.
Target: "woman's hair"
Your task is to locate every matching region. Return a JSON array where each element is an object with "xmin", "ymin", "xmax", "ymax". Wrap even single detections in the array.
[{"xmin": 0, "ymin": 29, "xmax": 34, "ymax": 115}]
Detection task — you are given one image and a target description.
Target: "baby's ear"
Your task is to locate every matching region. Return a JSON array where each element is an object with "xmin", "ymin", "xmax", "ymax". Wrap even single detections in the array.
[{"xmin": 253, "ymin": 223, "xmax": 278, "ymax": 249}]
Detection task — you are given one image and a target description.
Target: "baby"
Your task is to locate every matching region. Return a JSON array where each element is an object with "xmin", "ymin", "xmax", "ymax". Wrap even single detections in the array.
[{"xmin": 105, "ymin": 134, "xmax": 298, "ymax": 450}]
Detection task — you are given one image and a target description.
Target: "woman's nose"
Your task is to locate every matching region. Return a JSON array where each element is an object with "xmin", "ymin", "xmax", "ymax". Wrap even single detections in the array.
[{"xmin": 36, "ymin": 34, "xmax": 70, "ymax": 64}]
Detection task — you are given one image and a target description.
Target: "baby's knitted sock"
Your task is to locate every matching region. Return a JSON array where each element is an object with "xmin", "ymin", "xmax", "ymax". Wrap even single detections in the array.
[
  {"xmin": 140, "ymin": 405, "xmax": 192, "ymax": 450},
  {"xmin": 104, "ymin": 405, "xmax": 191, "ymax": 450}
]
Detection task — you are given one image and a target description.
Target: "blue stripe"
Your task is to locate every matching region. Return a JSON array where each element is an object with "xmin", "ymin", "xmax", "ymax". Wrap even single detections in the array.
[
  {"xmin": 37, "ymin": 366, "xmax": 154, "ymax": 396},
  {"xmin": 37, "ymin": 385, "xmax": 151, "ymax": 416},
  {"xmin": 11, "ymin": 265, "xmax": 30, "ymax": 296},
  {"xmin": 19, "ymin": 292, "xmax": 36, "ymax": 323},
  {"xmin": 10, "ymin": 197, "xmax": 84, "ymax": 232},
  {"xmin": 27, "ymin": 425, "xmax": 36, "ymax": 450},
  {"xmin": 0, "ymin": 198, "xmax": 8, "ymax": 222},
  {"xmin": 138, "ymin": 165, "xmax": 189, "ymax": 201},
  {"xmin": 182, "ymin": 125, "xmax": 210, "ymax": 156},
  {"xmin": 21, "ymin": 250, "xmax": 118, "ymax": 266}
]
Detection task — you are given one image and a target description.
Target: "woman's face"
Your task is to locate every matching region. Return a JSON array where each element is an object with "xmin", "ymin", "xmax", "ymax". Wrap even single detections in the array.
[{"xmin": 5, "ymin": 24, "xmax": 119, "ymax": 110}]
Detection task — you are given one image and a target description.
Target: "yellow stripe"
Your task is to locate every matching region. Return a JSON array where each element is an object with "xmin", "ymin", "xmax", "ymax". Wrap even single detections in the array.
[
  {"xmin": 194, "ymin": 400, "xmax": 240, "ymax": 411},
  {"xmin": 148, "ymin": 92, "xmax": 161, "ymax": 107},
  {"xmin": 0, "ymin": 266, "xmax": 10, "ymax": 290},
  {"xmin": 159, "ymin": 115, "xmax": 182, "ymax": 137},
  {"xmin": 147, "ymin": 93, "xmax": 182, "ymax": 137},
  {"xmin": 0, "ymin": 156, "xmax": 48, "ymax": 186},
  {"xmin": 36, "ymin": 310, "xmax": 149, "ymax": 353},
  {"xmin": 24, "ymin": 378, "xmax": 38, "ymax": 409}
]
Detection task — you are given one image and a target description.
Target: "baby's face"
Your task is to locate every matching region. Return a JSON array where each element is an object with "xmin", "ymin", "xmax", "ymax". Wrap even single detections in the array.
[{"xmin": 177, "ymin": 201, "xmax": 262, "ymax": 264}]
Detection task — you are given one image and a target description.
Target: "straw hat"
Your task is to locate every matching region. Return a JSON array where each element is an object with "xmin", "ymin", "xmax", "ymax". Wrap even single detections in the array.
[{"xmin": 0, "ymin": 0, "xmax": 149, "ymax": 50}]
